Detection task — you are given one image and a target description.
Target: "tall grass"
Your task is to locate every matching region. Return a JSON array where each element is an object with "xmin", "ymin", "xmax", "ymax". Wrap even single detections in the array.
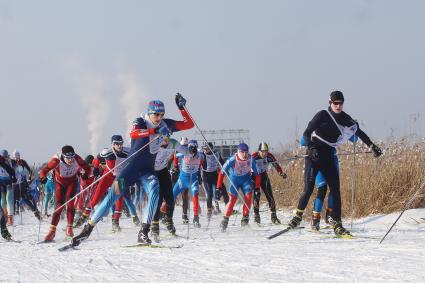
[{"xmin": 269, "ymin": 139, "xmax": 425, "ymax": 219}]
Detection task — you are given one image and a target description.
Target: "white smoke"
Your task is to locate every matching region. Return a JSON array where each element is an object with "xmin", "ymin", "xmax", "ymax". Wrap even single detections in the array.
[
  {"xmin": 77, "ymin": 72, "xmax": 110, "ymax": 154},
  {"xmin": 117, "ymin": 72, "xmax": 149, "ymax": 141}
]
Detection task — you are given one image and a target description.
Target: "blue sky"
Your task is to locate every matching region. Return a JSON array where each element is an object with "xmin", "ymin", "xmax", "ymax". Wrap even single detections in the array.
[{"xmin": 1, "ymin": 0, "xmax": 424, "ymax": 163}]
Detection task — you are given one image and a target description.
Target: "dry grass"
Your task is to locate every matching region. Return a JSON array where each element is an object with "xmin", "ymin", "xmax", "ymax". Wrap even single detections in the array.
[{"xmin": 269, "ymin": 138, "xmax": 425, "ymax": 219}]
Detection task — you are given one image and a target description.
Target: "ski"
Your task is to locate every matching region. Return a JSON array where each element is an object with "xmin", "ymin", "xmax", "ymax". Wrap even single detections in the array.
[
  {"xmin": 2, "ymin": 239, "xmax": 22, "ymax": 243},
  {"xmin": 58, "ymin": 243, "xmax": 77, "ymax": 252},
  {"xmin": 122, "ymin": 243, "xmax": 184, "ymax": 249},
  {"xmin": 319, "ymin": 234, "xmax": 380, "ymax": 240},
  {"xmin": 36, "ymin": 240, "xmax": 55, "ymax": 245},
  {"xmin": 267, "ymin": 226, "xmax": 305, "ymax": 240},
  {"xmin": 321, "ymin": 234, "xmax": 357, "ymax": 240}
]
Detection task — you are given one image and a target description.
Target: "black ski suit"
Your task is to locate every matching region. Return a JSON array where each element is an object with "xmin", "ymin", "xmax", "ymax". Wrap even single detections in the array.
[{"xmin": 299, "ymin": 107, "xmax": 373, "ymax": 222}]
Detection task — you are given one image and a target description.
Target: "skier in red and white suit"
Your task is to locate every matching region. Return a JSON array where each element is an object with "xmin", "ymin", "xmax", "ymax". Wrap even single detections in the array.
[{"xmin": 39, "ymin": 145, "xmax": 91, "ymax": 241}]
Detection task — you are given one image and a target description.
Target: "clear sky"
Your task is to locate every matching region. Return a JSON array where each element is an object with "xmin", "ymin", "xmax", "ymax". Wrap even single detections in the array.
[{"xmin": 1, "ymin": 0, "xmax": 424, "ymax": 163}]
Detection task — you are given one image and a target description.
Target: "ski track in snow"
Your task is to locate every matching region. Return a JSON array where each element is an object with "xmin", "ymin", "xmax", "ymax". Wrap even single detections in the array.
[{"xmin": 1, "ymin": 206, "xmax": 424, "ymax": 283}]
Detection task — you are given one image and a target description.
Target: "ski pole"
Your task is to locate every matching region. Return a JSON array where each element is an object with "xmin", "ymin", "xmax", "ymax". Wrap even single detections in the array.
[
  {"xmin": 183, "ymin": 106, "xmax": 251, "ymax": 215},
  {"xmin": 379, "ymin": 180, "xmax": 425, "ymax": 244},
  {"xmin": 37, "ymin": 182, "xmax": 44, "ymax": 241},
  {"xmin": 350, "ymin": 141, "xmax": 357, "ymax": 229},
  {"xmin": 51, "ymin": 135, "xmax": 161, "ymax": 216},
  {"xmin": 271, "ymin": 151, "xmax": 373, "ymax": 167}
]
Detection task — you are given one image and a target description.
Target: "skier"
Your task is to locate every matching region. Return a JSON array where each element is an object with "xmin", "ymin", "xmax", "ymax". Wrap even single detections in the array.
[
  {"xmin": 39, "ymin": 145, "xmax": 91, "ymax": 241},
  {"xmin": 199, "ymin": 142, "xmax": 226, "ymax": 220},
  {"xmin": 43, "ymin": 171, "xmax": 56, "ymax": 217},
  {"xmin": 300, "ymin": 135, "xmax": 357, "ymax": 230},
  {"xmin": 171, "ymin": 137, "xmax": 191, "ymax": 223},
  {"xmin": 252, "ymin": 142, "xmax": 287, "ymax": 225},
  {"xmin": 172, "ymin": 139, "xmax": 204, "ymax": 228},
  {"xmin": 73, "ymin": 135, "xmax": 138, "ymax": 230},
  {"xmin": 11, "ymin": 150, "xmax": 42, "ymax": 221},
  {"xmin": 0, "ymin": 153, "xmax": 17, "ymax": 240},
  {"xmin": 71, "ymin": 94, "xmax": 194, "ymax": 246},
  {"xmin": 217, "ymin": 143, "xmax": 261, "ymax": 231},
  {"xmin": 0, "ymin": 150, "xmax": 16, "ymax": 225},
  {"xmin": 288, "ymin": 91, "xmax": 382, "ymax": 236},
  {"xmin": 151, "ymin": 137, "xmax": 182, "ymax": 239}
]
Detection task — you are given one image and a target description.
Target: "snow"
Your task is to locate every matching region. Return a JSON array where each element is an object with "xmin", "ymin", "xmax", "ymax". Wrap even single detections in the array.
[{"xmin": 1, "ymin": 206, "xmax": 425, "ymax": 283}]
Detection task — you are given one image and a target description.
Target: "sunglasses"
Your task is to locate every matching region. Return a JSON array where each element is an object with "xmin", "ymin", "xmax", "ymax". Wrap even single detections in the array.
[
  {"xmin": 152, "ymin": 113, "xmax": 165, "ymax": 117},
  {"xmin": 113, "ymin": 143, "xmax": 123, "ymax": 146},
  {"xmin": 331, "ymin": 101, "xmax": 344, "ymax": 106}
]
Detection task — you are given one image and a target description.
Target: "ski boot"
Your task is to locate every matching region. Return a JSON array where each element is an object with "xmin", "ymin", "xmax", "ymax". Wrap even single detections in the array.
[
  {"xmin": 220, "ymin": 216, "xmax": 229, "ymax": 232},
  {"xmin": 44, "ymin": 225, "xmax": 56, "ymax": 242},
  {"xmin": 254, "ymin": 213, "xmax": 261, "ymax": 225},
  {"xmin": 333, "ymin": 221, "xmax": 351, "ymax": 236},
  {"xmin": 72, "ymin": 222, "xmax": 94, "ymax": 247},
  {"xmin": 34, "ymin": 210, "xmax": 42, "ymax": 221},
  {"xmin": 288, "ymin": 209, "xmax": 304, "ymax": 229},
  {"xmin": 193, "ymin": 215, "xmax": 201, "ymax": 228},
  {"xmin": 112, "ymin": 218, "xmax": 121, "ymax": 232},
  {"xmin": 241, "ymin": 215, "xmax": 249, "ymax": 227},
  {"xmin": 66, "ymin": 225, "xmax": 74, "ymax": 238},
  {"xmin": 73, "ymin": 213, "xmax": 88, "ymax": 228},
  {"xmin": 1, "ymin": 227, "xmax": 12, "ymax": 241},
  {"xmin": 132, "ymin": 215, "xmax": 141, "ymax": 226},
  {"xmin": 182, "ymin": 214, "xmax": 189, "ymax": 224},
  {"xmin": 151, "ymin": 222, "xmax": 160, "ymax": 242},
  {"xmin": 271, "ymin": 212, "xmax": 281, "ymax": 225},
  {"xmin": 137, "ymin": 223, "xmax": 152, "ymax": 245},
  {"xmin": 165, "ymin": 217, "xmax": 176, "ymax": 235},
  {"xmin": 311, "ymin": 211, "xmax": 321, "ymax": 231}
]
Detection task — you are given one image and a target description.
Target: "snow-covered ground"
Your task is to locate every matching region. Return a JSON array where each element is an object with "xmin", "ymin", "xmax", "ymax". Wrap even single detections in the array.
[{"xmin": 1, "ymin": 205, "xmax": 424, "ymax": 283}]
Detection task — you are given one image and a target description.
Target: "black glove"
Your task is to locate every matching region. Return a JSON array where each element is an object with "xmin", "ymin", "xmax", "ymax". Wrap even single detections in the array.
[
  {"xmin": 371, "ymin": 144, "xmax": 382, "ymax": 158},
  {"xmin": 40, "ymin": 177, "xmax": 48, "ymax": 184},
  {"xmin": 307, "ymin": 147, "xmax": 320, "ymax": 162},
  {"xmin": 81, "ymin": 173, "xmax": 89, "ymax": 180},
  {"xmin": 198, "ymin": 174, "xmax": 202, "ymax": 184},
  {"xmin": 93, "ymin": 167, "xmax": 101, "ymax": 178},
  {"xmin": 279, "ymin": 172, "xmax": 287, "ymax": 179},
  {"xmin": 175, "ymin": 93, "xmax": 187, "ymax": 110},
  {"xmin": 10, "ymin": 175, "xmax": 17, "ymax": 183}
]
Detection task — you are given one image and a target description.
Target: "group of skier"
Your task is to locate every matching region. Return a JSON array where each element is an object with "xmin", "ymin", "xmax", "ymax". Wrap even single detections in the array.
[{"xmin": 0, "ymin": 90, "xmax": 383, "ymax": 246}]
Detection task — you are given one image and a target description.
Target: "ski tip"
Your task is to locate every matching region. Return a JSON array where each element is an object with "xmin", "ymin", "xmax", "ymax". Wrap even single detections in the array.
[{"xmin": 58, "ymin": 244, "xmax": 76, "ymax": 252}]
